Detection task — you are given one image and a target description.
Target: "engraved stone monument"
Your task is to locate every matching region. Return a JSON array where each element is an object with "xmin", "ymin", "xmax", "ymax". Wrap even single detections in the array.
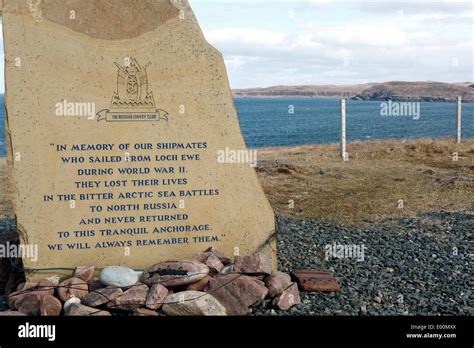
[{"xmin": 3, "ymin": 0, "xmax": 276, "ymax": 280}]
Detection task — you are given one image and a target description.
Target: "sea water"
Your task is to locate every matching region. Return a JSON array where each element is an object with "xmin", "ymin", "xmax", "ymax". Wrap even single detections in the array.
[{"xmin": 0, "ymin": 95, "xmax": 472, "ymax": 155}]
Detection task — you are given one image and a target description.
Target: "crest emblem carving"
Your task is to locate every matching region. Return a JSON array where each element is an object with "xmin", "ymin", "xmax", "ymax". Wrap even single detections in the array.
[{"xmin": 96, "ymin": 57, "xmax": 169, "ymax": 122}]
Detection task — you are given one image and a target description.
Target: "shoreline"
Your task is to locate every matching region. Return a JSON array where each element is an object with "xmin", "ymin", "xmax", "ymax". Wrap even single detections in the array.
[
  {"xmin": 232, "ymin": 81, "xmax": 474, "ymax": 103},
  {"xmin": 233, "ymin": 95, "xmax": 474, "ymax": 103}
]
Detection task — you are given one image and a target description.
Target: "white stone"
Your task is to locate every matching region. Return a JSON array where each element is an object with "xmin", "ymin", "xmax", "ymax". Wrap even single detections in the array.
[
  {"xmin": 63, "ymin": 297, "xmax": 81, "ymax": 312},
  {"xmin": 99, "ymin": 266, "xmax": 139, "ymax": 288}
]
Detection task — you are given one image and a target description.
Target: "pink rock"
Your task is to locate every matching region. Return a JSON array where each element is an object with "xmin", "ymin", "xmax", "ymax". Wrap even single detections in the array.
[
  {"xmin": 16, "ymin": 282, "xmax": 36, "ymax": 292},
  {"xmin": 110, "ymin": 283, "xmax": 148, "ymax": 311},
  {"xmin": 145, "ymin": 283, "xmax": 168, "ymax": 310},
  {"xmin": 186, "ymin": 275, "xmax": 211, "ymax": 291},
  {"xmin": 192, "ymin": 251, "xmax": 226, "ymax": 272},
  {"xmin": 39, "ymin": 295, "xmax": 62, "ymax": 316},
  {"xmin": 8, "ymin": 279, "xmax": 54, "ymax": 310},
  {"xmin": 17, "ymin": 293, "xmax": 41, "ymax": 315},
  {"xmin": 205, "ymin": 254, "xmax": 224, "ymax": 273},
  {"xmin": 205, "ymin": 274, "xmax": 268, "ymax": 315},
  {"xmin": 57, "ymin": 277, "xmax": 89, "ymax": 302},
  {"xmin": 272, "ymin": 283, "xmax": 300, "ymax": 310},
  {"xmin": 265, "ymin": 271, "xmax": 292, "ymax": 298},
  {"xmin": 291, "ymin": 270, "xmax": 341, "ymax": 292},
  {"xmin": 82, "ymin": 287, "xmax": 123, "ymax": 307},
  {"xmin": 36, "ymin": 279, "xmax": 56, "ymax": 296},
  {"xmin": 74, "ymin": 265, "xmax": 95, "ymax": 282},
  {"xmin": 192, "ymin": 252, "xmax": 211, "ymax": 264},
  {"xmin": 234, "ymin": 252, "xmax": 272, "ymax": 275},
  {"xmin": 205, "ymin": 247, "xmax": 231, "ymax": 265}
]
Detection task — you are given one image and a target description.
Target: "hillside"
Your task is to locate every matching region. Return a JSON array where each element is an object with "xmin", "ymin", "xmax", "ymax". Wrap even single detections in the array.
[
  {"xmin": 233, "ymin": 84, "xmax": 374, "ymax": 99},
  {"xmin": 233, "ymin": 81, "xmax": 474, "ymax": 102}
]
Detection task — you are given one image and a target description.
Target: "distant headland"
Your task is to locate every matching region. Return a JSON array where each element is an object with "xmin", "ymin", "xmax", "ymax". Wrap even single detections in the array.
[{"xmin": 232, "ymin": 81, "xmax": 474, "ymax": 102}]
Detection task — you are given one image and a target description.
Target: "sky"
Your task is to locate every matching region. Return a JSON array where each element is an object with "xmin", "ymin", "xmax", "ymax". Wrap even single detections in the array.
[
  {"xmin": 0, "ymin": 0, "xmax": 472, "ymax": 91},
  {"xmin": 191, "ymin": 0, "xmax": 473, "ymax": 88}
]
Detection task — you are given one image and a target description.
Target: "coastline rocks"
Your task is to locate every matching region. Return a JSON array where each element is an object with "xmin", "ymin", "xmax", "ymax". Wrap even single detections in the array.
[
  {"xmin": 99, "ymin": 266, "xmax": 139, "ymax": 288},
  {"xmin": 265, "ymin": 271, "xmax": 292, "ymax": 298},
  {"xmin": 39, "ymin": 296, "xmax": 62, "ymax": 316},
  {"xmin": 141, "ymin": 260, "xmax": 209, "ymax": 287},
  {"xmin": 205, "ymin": 274, "xmax": 268, "ymax": 315},
  {"xmin": 74, "ymin": 265, "xmax": 95, "ymax": 282},
  {"xmin": 145, "ymin": 284, "xmax": 168, "ymax": 310},
  {"xmin": 272, "ymin": 283, "xmax": 300, "ymax": 310},
  {"xmin": 65, "ymin": 303, "xmax": 111, "ymax": 316},
  {"xmin": 234, "ymin": 253, "xmax": 272, "ymax": 275},
  {"xmin": 162, "ymin": 291, "xmax": 227, "ymax": 316},
  {"xmin": 57, "ymin": 277, "xmax": 89, "ymax": 302},
  {"xmin": 83, "ymin": 287, "xmax": 123, "ymax": 308}
]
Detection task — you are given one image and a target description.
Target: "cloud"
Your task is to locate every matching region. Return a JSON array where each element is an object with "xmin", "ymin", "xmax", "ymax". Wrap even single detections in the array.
[
  {"xmin": 206, "ymin": 28, "xmax": 287, "ymax": 47},
  {"xmin": 357, "ymin": 0, "xmax": 472, "ymax": 15},
  {"xmin": 204, "ymin": 13, "xmax": 472, "ymax": 88},
  {"xmin": 305, "ymin": 0, "xmax": 333, "ymax": 7}
]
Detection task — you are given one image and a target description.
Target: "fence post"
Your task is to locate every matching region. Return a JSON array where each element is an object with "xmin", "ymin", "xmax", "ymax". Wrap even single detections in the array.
[
  {"xmin": 340, "ymin": 98, "xmax": 346, "ymax": 159},
  {"xmin": 456, "ymin": 96, "xmax": 462, "ymax": 144}
]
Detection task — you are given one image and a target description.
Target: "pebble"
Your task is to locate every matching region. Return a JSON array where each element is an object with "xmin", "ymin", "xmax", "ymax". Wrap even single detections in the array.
[
  {"xmin": 253, "ymin": 212, "xmax": 473, "ymax": 316},
  {"xmin": 99, "ymin": 266, "xmax": 139, "ymax": 288},
  {"xmin": 373, "ymin": 296, "xmax": 383, "ymax": 304}
]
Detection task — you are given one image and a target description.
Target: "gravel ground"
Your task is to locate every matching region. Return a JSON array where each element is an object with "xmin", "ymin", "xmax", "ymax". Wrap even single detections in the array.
[
  {"xmin": 1, "ymin": 211, "xmax": 472, "ymax": 315},
  {"xmin": 253, "ymin": 210, "xmax": 473, "ymax": 316}
]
